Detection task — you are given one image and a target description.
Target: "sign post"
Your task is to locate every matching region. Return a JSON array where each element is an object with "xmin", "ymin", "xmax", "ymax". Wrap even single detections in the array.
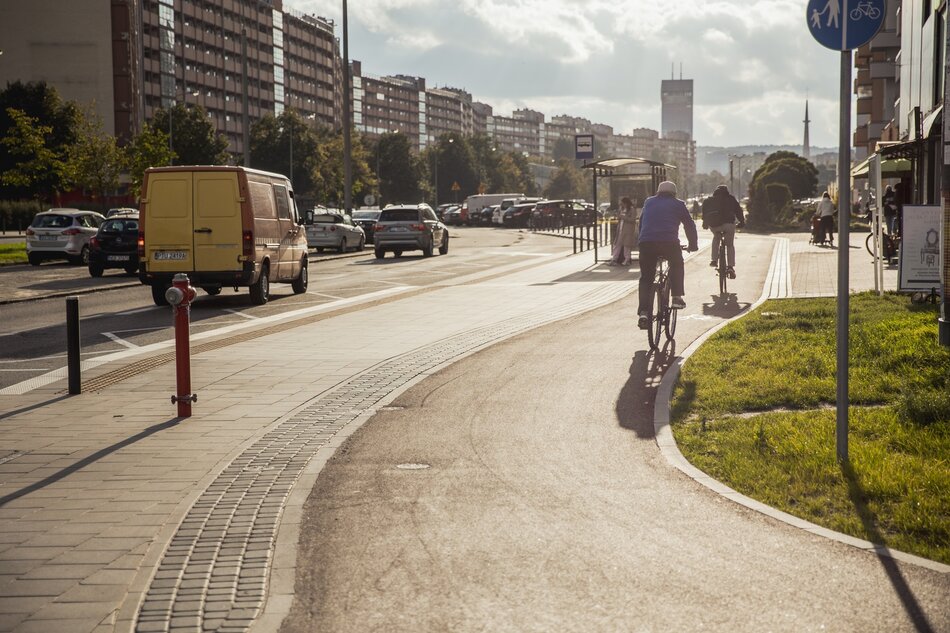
[
  {"xmin": 575, "ymin": 134, "xmax": 594, "ymax": 161},
  {"xmin": 807, "ymin": 0, "xmax": 885, "ymax": 463}
]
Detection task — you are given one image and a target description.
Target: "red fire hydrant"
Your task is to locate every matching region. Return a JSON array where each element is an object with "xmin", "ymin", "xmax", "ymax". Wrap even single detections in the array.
[{"xmin": 166, "ymin": 273, "xmax": 198, "ymax": 417}]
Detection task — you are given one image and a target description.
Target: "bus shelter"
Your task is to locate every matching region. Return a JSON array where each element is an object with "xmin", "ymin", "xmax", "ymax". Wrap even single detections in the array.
[{"xmin": 582, "ymin": 157, "xmax": 675, "ymax": 263}]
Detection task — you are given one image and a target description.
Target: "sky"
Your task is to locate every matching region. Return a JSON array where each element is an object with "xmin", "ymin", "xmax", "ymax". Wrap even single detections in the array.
[{"xmin": 285, "ymin": 0, "xmax": 847, "ymax": 149}]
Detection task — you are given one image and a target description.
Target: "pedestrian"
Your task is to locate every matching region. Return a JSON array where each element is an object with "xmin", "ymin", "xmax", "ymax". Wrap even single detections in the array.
[
  {"xmin": 691, "ymin": 199, "xmax": 701, "ymax": 220},
  {"xmin": 701, "ymin": 184, "xmax": 745, "ymax": 278},
  {"xmin": 615, "ymin": 197, "xmax": 638, "ymax": 265},
  {"xmin": 882, "ymin": 185, "xmax": 897, "ymax": 236},
  {"xmin": 816, "ymin": 191, "xmax": 836, "ymax": 247}
]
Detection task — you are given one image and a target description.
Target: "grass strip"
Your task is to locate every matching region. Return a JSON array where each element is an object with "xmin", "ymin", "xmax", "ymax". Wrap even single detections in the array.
[
  {"xmin": 671, "ymin": 292, "xmax": 949, "ymax": 565},
  {"xmin": 0, "ymin": 242, "xmax": 26, "ymax": 266}
]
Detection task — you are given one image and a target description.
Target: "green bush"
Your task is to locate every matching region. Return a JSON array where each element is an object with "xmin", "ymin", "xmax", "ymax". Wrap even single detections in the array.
[{"xmin": 0, "ymin": 199, "xmax": 45, "ymax": 232}]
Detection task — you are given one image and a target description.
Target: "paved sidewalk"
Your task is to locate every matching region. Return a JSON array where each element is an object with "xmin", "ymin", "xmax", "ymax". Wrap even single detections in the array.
[{"xmin": 0, "ymin": 230, "xmax": 941, "ymax": 633}]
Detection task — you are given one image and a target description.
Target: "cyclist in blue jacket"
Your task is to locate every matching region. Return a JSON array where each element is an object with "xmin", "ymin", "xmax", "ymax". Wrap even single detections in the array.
[{"xmin": 637, "ymin": 181, "xmax": 698, "ymax": 329}]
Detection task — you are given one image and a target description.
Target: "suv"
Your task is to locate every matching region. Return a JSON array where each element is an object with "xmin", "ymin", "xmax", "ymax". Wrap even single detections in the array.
[
  {"xmin": 26, "ymin": 209, "xmax": 105, "ymax": 265},
  {"xmin": 88, "ymin": 212, "xmax": 140, "ymax": 277},
  {"xmin": 373, "ymin": 204, "xmax": 449, "ymax": 259}
]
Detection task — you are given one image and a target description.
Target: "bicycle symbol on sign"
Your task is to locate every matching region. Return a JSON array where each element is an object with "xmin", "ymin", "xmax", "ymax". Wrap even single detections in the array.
[{"xmin": 850, "ymin": 1, "xmax": 881, "ymax": 20}]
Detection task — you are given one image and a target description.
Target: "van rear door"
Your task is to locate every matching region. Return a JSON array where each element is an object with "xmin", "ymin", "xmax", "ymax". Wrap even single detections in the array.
[
  {"xmin": 193, "ymin": 172, "xmax": 243, "ymax": 272},
  {"xmin": 143, "ymin": 170, "xmax": 194, "ymax": 274}
]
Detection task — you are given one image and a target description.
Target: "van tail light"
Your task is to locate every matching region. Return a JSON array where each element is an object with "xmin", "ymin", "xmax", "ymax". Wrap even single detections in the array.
[
  {"xmin": 242, "ymin": 230, "xmax": 254, "ymax": 257},
  {"xmin": 137, "ymin": 231, "xmax": 145, "ymax": 257},
  {"xmin": 62, "ymin": 228, "xmax": 81, "ymax": 236}
]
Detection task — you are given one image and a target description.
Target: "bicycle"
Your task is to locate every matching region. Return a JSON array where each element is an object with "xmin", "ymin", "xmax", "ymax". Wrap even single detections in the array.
[
  {"xmin": 864, "ymin": 213, "xmax": 899, "ymax": 261},
  {"xmin": 713, "ymin": 230, "xmax": 729, "ymax": 295},
  {"xmin": 646, "ymin": 251, "xmax": 681, "ymax": 350},
  {"xmin": 850, "ymin": 1, "xmax": 881, "ymax": 20}
]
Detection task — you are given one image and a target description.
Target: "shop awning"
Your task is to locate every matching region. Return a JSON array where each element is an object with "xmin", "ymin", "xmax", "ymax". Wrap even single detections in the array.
[{"xmin": 851, "ymin": 154, "xmax": 913, "ymax": 178}]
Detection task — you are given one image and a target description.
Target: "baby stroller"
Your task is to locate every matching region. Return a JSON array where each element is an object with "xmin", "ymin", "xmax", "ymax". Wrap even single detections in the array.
[{"xmin": 809, "ymin": 214, "xmax": 830, "ymax": 245}]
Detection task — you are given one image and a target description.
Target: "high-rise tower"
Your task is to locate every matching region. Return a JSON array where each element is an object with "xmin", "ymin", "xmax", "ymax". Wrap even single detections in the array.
[{"xmin": 803, "ymin": 100, "xmax": 811, "ymax": 159}]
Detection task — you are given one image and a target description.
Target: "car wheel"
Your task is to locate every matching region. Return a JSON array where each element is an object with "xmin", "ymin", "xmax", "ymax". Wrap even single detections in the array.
[
  {"xmin": 151, "ymin": 284, "xmax": 170, "ymax": 307},
  {"xmin": 28, "ymin": 252, "xmax": 41, "ymax": 266},
  {"xmin": 375, "ymin": 248, "xmax": 385, "ymax": 259},
  {"xmin": 89, "ymin": 264, "xmax": 104, "ymax": 278},
  {"xmin": 124, "ymin": 263, "xmax": 138, "ymax": 275},
  {"xmin": 439, "ymin": 233, "xmax": 449, "ymax": 255},
  {"xmin": 357, "ymin": 236, "xmax": 365, "ymax": 251},
  {"xmin": 79, "ymin": 245, "xmax": 90, "ymax": 265},
  {"xmin": 338, "ymin": 237, "xmax": 347, "ymax": 253},
  {"xmin": 250, "ymin": 262, "xmax": 270, "ymax": 305},
  {"xmin": 422, "ymin": 237, "xmax": 433, "ymax": 257},
  {"xmin": 292, "ymin": 258, "xmax": 308, "ymax": 294},
  {"xmin": 394, "ymin": 250, "xmax": 403, "ymax": 258}
]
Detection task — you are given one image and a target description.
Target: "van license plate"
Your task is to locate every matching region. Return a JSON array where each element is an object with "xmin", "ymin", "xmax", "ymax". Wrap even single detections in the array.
[{"xmin": 154, "ymin": 251, "xmax": 186, "ymax": 261}]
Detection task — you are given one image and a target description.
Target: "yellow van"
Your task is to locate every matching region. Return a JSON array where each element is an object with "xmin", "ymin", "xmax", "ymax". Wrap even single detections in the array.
[{"xmin": 138, "ymin": 166, "xmax": 309, "ymax": 305}]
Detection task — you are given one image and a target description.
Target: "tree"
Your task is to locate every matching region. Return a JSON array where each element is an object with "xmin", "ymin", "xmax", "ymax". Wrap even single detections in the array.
[
  {"xmin": 249, "ymin": 110, "xmax": 321, "ymax": 196},
  {"xmin": 69, "ymin": 106, "xmax": 124, "ymax": 207},
  {"xmin": 124, "ymin": 124, "xmax": 174, "ymax": 199},
  {"xmin": 376, "ymin": 132, "xmax": 421, "ymax": 206},
  {"xmin": 544, "ymin": 159, "xmax": 588, "ymax": 200},
  {"xmin": 551, "ymin": 137, "xmax": 575, "ymax": 162},
  {"xmin": 151, "ymin": 104, "xmax": 229, "ymax": 166},
  {"xmin": 0, "ymin": 108, "xmax": 66, "ymax": 194},
  {"xmin": 747, "ymin": 151, "xmax": 819, "ymax": 225},
  {"xmin": 0, "ymin": 81, "xmax": 81, "ymax": 200}
]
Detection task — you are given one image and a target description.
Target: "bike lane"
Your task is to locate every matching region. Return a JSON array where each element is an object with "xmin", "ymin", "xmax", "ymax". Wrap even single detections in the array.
[{"xmin": 276, "ymin": 233, "xmax": 948, "ymax": 632}]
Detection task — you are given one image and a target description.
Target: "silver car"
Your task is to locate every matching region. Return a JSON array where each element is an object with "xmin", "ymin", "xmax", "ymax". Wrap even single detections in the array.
[
  {"xmin": 26, "ymin": 208, "xmax": 106, "ymax": 266},
  {"xmin": 373, "ymin": 204, "xmax": 448, "ymax": 259},
  {"xmin": 305, "ymin": 211, "xmax": 366, "ymax": 253}
]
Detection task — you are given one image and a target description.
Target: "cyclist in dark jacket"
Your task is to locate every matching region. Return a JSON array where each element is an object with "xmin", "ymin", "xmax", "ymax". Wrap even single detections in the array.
[
  {"xmin": 637, "ymin": 181, "xmax": 698, "ymax": 329},
  {"xmin": 701, "ymin": 184, "xmax": 745, "ymax": 278}
]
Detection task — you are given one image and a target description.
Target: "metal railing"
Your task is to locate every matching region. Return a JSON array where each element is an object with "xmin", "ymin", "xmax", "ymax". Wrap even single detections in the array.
[{"xmin": 529, "ymin": 213, "xmax": 616, "ymax": 255}]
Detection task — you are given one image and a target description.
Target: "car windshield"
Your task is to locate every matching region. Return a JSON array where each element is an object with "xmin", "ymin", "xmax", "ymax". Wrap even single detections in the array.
[
  {"xmin": 352, "ymin": 211, "xmax": 380, "ymax": 220},
  {"xmin": 101, "ymin": 219, "xmax": 138, "ymax": 233},
  {"xmin": 313, "ymin": 214, "xmax": 343, "ymax": 224},
  {"xmin": 31, "ymin": 214, "xmax": 74, "ymax": 228},
  {"xmin": 379, "ymin": 209, "xmax": 418, "ymax": 222}
]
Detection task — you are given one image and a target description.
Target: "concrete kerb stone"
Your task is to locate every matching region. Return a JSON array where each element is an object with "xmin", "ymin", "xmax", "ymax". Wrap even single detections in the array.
[{"xmin": 652, "ymin": 237, "xmax": 950, "ymax": 576}]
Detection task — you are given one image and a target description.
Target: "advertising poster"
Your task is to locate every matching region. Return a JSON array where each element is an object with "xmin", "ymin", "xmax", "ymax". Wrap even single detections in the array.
[{"xmin": 899, "ymin": 205, "xmax": 943, "ymax": 291}]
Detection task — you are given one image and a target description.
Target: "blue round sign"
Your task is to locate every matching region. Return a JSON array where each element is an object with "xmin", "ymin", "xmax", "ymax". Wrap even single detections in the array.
[{"xmin": 807, "ymin": 0, "xmax": 886, "ymax": 51}]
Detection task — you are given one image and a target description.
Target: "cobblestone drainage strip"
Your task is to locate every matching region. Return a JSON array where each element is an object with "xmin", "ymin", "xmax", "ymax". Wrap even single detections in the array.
[{"xmin": 134, "ymin": 280, "xmax": 635, "ymax": 633}]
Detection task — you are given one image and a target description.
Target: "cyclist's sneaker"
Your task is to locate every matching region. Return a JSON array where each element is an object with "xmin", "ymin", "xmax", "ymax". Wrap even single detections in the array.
[
  {"xmin": 671, "ymin": 296, "xmax": 686, "ymax": 309},
  {"xmin": 637, "ymin": 315, "xmax": 649, "ymax": 330},
  {"xmin": 727, "ymin": 267, "xmax": 736, "ymax": 279},
  {"xmin": 709, "ymin": 260, "xmax": 717, "ymax": 267}
]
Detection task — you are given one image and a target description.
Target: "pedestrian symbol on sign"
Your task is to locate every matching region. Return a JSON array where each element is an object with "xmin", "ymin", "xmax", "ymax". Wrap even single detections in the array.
[{"xmin": 806, "ymin": 0, "xmax": 885, "ymax": 51}]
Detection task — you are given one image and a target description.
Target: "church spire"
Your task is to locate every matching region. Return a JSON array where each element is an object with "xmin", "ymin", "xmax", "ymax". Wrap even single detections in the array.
[{"xmin": 803, "ymin": 100, "xmax": 811, "ymax": 159}]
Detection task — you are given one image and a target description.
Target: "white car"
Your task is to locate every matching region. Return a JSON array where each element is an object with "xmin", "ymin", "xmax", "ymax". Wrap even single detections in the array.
[
  {"xmin": 304, "ymin": 211, "xmax": 366, "ymax": 253},
  {"xmin": 26, "ymin": 208, "xmax": 106, "ymax": 266}
]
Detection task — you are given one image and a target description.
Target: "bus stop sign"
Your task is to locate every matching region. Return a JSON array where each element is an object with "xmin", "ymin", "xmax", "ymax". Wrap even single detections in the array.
[{"xmin": 807, "ymin": 0, "xmax": 886, "ymax": 51}]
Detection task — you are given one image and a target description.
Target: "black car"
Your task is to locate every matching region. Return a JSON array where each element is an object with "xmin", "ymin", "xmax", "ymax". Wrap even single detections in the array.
[
  {"xmin": 352, "ymin": 209, "xmax": 381, "ymax": 243},
  {"xmin": 503, "ymin": 202, "xmax": 538, "ymax": 228},
  {"xmin": 88, "ymin": 212, "xmax": 140, "ymax": 277}
]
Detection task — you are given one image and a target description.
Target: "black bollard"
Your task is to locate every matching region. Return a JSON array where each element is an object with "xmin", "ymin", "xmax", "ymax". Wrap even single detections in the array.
[{"xmin": 66, "ymin": 296, "xmax": 81, "ymax": 394}]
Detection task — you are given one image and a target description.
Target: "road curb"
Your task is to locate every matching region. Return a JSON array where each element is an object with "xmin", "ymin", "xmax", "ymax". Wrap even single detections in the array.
[{"xmin": 652, "ymin": 237, "xmax": 950, "ymax": 575}]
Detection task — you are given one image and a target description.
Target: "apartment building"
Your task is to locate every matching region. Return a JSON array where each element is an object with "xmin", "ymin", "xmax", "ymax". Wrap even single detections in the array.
[
  {"xmin": 351, "ymin": 63, "xmax": 426, "ymax": 148},
  {"xmin": 852, "ymin": 1, "xmax": 900, "ymax": 160}
]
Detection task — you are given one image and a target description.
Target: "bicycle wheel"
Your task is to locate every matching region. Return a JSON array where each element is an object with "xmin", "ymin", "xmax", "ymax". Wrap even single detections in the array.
[
  {"xmin": 865, "ymin": 232, "xmax": 875, "ymax": 257},
  {"xmin": 665, "ymin": 289, "xmax": 678, "ymax": 341},
  {"xmin": 647, "ymin": 272, "xmax": 665, "ymax": 351}
]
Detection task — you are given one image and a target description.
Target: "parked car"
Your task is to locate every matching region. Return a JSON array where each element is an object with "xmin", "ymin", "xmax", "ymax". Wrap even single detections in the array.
[
  {"xmin": 530, "ymin": 199, "xmax": 589, "ymax": 228},
  {"xmin": 494, "ymin": 196, "xmax": 542, "ymax": 225},
  {"xmin": 304, "ymin": 210, "xmax": 366, "ymax": 253},
  {"xmin": 373, "ymin": 204, "xmax": 449, "ymax": 258},
  {"xmin": 88, "ymin": 212, "xmax": 140, "ymax": 277},
  {"xmin": 503, "ymin": 202, "xmax": 539, "ymax": 228},
  {"xmin": 352, "ymin": 209, "xmax": 381, "ymax": 243},
  {"xmin": 442, "ymin": 205, "xmax": 462, "ymax": 226},
  {"xmin": 475, "ymin": 204, "xmax": 499, "ymax": 226},
  {"xmin": 25, "ymin": 208, "xmax": 105, "ymax": 266},
  {"xmin": 436, "ymin": 204, "xmax": 457, "ymax": 221},
  {"xmin": 106, "ymin": 207, "xmax": 138, "ymax": 218}
]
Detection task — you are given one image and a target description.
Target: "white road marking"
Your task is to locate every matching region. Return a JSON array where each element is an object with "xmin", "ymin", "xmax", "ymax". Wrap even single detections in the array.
[
  {"xmin": 308, "ymin": 292, "xmax": 344, "ymax": 300},
  {"xmin": 225, "ymin": 308, "xmax": 258, "ymax": 320},
  {"xmin": 102, "ymin": 332, "xmax": 139, "ymax": 349},
  {"xmin": 115, "ymin": 307, "xmax": 155, "ymax": 316}
]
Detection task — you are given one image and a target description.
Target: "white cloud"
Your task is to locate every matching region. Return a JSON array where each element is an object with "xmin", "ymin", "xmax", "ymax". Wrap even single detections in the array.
[{"xmin": 286, "ymin": 0, "xmax": 845, "ymax": 148}]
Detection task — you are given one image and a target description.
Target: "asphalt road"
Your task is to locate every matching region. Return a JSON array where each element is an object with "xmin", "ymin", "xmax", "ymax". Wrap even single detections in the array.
[
  {"xmin": 0, "ymin": 228, "xmax": 569, "ymax": 391},
  {"xmin": 280, "ymin": 235, "xmax": 949, "ymax": 633}
]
